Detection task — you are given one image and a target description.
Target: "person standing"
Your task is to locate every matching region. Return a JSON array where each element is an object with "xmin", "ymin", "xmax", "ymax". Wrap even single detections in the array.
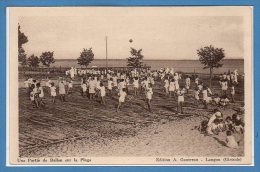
[{"xmin": 177, "ymin": 86, "xmax": 185, "ymax": 114}]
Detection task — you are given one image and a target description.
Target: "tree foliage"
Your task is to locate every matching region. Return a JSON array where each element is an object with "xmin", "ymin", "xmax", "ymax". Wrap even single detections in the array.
[
  {"xmin": 127, "ymin": 48, "xmax": 144, "ymax": 68},
  {"xmin": 18, "ymin": 24, "xmax": 28, "ymax": 49},
  {"xmin": 18, "ymin": 47, "xmax": 27, "ymax": 66},
  {"xmin": 18, "ymin": 24, "xmax": 28, "ymax": 66},
  {"xmin": 40, "ymin": 51, "xmax": 55, "ymax": 67},
  {"xmin": 197, "ymin": 45, "xmax": 225, "ymax": 87},
  {"xmin": 197, "ymin": 45, "xmax": 225, "ymax": 69},
  {"xmin": 77, "ymin": 48, "xmax": 94, "ymax": 67},
  {"xmin": 27, "ymin": 54, "xmax": 40, "ymax": 68}
]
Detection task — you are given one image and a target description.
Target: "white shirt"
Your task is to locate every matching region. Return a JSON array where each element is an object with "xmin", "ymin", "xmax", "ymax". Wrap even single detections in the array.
[
  {"xmin": 112, "ymin": 77, "xmax": 118, "ymax": 86},
  {"xmin": 50, "ymin": 86, "xmax": 56, "ymax": 96},
  {"xmin": 195, "ymin": 78, "xmax": 199, "ymax": 84},
  {"xmin": 221, "ymin": 81, "xmax": 228, "ymax": 90},
  {"xmin": 175, "ymin": 80, "xmax": 179, "ymax": 90},
  {"xmin": 186, "ymin": 78, "xmax": 190, "ymax": 84},
  {"xmin": 119, "ymin": 91, "xmax": 127, "ymax": 102},
  {"xmin": 118, "ymin": 82, "xmax": 124, "ymax": 91},
  {"xmin": 33, "ymin": 87, "xmax": 38, "ymax": 94},
  {"xmin": 107, "ymin": 73, "xmax": 111, "ymax": 80},
  {"xmin": 30, "ymin": 91, "xmax": 34, "ymax": 101},
  {"xmin": 39, "ymin": 87, "xmax": 44, "ymax": 98},
  {"xmin": 28, "ymin": 78, "xmax": 33, "ymax": 84},
  {"xmin": 202, "ymin": 89, "xmax": 209, "ymax": 101},
  {"xmin": 150, "ymin": 78, "xmax": 155, "ymax": 85},
  {"xmin": 214, "ymin": 97, "xmax": 220, "ymax": 104},
  {"xmin": 96, "ymin": 81, "xmax": 101, "ymax": 90},
  {"xmin": 100, "ymin": 86, "xmax": 106, "ymax": 97},
  {"xmin": 46, "ymin": 80, "xmax": 52, "ymax": 87},
  {"xmin": 133, "ymin": 79, "xmax": 139, "ymax": 88},
  {"xmin": 68, "ymin": 82, "xmax": 73, "ymax": 88},
  {"xmin": 231, "ymin": 86, "xmax": 235, "ymax": 95},
  {"xmin": 146, "ymin": 87, "xmax": 153, "ymax": 99},
  {"xmin": 89, "ymin": 80, "xmax": 96, "ymax": 93},
  {"xmin": 81, "ymin": 84, "xmax": 87, "ymax": 92},
  {"xmin": 143, "ymin": 80, "xmax": 150, "ymax": 89},
  {"xmin": 207, "ymin": 112, "xmax": 221, "ymax": 126},
  {"xmin": 59, "ymin": 82, "xmax": 66, "ymax": 94},
  {"xmin": 177, "ymin": 89, "xmax": 185, "ymax": 102},
  {"xmin": 174, "ymin": 75, "xmax": 179, "ymax": 81},
  {"xmin": 169, "ymin": 82, "xmax": 175, "ymax": 91},
  {"xmin": 195, "ymin": 90, "xmax": 200, "ymax": 100},
  {"xmin": 107, "ymin": 80, "xmax": 113, "ymax": 90},
  {"xmin": 70, "ymin": 68, "xmax": 75, "ymax": 78},
  {"xmin": 164, "ymin": 79, "xmax": 169, "ymax": 88}
]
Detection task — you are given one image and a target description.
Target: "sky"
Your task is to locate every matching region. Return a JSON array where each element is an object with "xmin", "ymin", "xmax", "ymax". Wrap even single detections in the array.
[{"xmin": 19, "ymin": 8, "xmax": 244, "ymax": 60}]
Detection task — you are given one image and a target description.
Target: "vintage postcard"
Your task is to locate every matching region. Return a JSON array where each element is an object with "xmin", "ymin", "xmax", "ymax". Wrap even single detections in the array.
[{"xmin": 7, "ymin": 6, "xmax": 253, "ymax": 165}]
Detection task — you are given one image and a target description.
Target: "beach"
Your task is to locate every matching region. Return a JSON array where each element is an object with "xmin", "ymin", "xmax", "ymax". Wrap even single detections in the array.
[{"xmin": 19, "ymin": 78, "xmax": 244, "ymax": 158}]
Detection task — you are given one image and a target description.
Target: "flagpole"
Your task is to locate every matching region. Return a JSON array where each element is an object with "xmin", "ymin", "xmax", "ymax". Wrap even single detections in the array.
[{"xmin": 106, "ymin": 36, "xmax": 108, "ymax": 71}]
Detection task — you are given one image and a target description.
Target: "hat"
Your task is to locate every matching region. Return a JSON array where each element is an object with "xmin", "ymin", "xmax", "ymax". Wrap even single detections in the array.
[{"xmin": 215, "ymin": 112, "xmax": 222, "ymax": 118}]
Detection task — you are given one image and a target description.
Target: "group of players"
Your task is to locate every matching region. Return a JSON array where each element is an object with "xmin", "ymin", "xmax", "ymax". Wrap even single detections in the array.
[
  {"xmin": 23, "ymin": 67, "xmax": 244, "ymax": 148},
  {"xmin": 24, "ymin": 67, "xmax": 240, "ymax": 114}
]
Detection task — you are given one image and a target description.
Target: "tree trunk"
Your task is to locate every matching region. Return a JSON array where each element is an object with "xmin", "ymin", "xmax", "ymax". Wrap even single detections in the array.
[{"xmin": 209, "ymin": 67, "xmax": 213, "ymax": 88}]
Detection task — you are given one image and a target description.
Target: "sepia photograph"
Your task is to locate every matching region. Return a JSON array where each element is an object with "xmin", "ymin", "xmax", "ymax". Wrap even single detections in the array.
[{"xmin": 7, "ymin": 7, "xmax": 253, "ymax": 165}]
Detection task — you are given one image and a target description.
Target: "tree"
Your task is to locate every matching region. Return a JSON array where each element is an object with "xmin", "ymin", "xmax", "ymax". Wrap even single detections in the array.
[
  {"xmin": 27, "ymin": 54, "xmax": 40, "ymax": 68},
  {"xmin": 77, "ymin": 48, "xmax": 94, "ymax": 67},
  {"xmin": 40, "ymin": 51, "xmax": 55, "ymax": 67},
  {"xmin": 18, "ymin": 24, "xmax": 28, "ymax": 66},
  {"xmin": 197, "ymin": 45, "xmax": 225, "ymax": 88},
  {"xmin": 127, "ymin": 47, "xmax": 144, "ymax": 68},
  {"xmin": 18, "ymin": 47, "xmax": 27, "ymax": 66}
]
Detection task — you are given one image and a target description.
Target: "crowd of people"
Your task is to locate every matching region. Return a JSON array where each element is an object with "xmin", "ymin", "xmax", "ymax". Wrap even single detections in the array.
[
  {"xmin": 23, "ymin": 66, "xmax": 244, "ymax": 148},
  {"xmin": 197, "ymin": 108, "xmax": 244, "ymax": 148}
]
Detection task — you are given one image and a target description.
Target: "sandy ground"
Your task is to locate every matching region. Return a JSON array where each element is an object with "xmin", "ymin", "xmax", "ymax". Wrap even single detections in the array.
[
  {"xmin": 21, "ymin": 117, "xmax": 243, "ymax": 157},
  {"xmin": 19, "ymin": 77, "xmax": 244, "ymax": 158}
]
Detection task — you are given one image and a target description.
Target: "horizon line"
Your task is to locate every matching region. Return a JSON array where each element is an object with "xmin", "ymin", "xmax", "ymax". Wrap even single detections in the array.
[{"xmin": 55, "ymin": 58, "xmax": 244, "ymax": 60}]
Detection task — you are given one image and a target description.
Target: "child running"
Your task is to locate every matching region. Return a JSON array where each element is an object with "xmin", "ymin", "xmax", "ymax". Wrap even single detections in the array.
[
  {"xmin": 185, "ymin": 75, "xmax": 191, "ymax": 91},
  {"xmin": 174, "ymin": 73, "xmax": 180, "ymax": 90},
  {"xmin": 202, "ymin": 85, "xmax": 212, "ymax": 109},
  {"xmin": 133, "ymin": 77, "xmax": 139, "ymax": 96},
  {"xmin": 81, "ymin": 81, "xmax": 87, "ymax": 97},
  {"xmin": 30, "ymin": 84, "xmax": 38, "ymax": 107},
  {"xmin": 164, "ymin": 77, "xmax": 170, "ymax": 96},
  {"xmin": 195, "ymin": 75, "xmax": 199, "ymax": 86},
  {"xmin": 220, "ymin": 79, "xmax": 228, "ymax": 96},
  {"xmin": 50, "ymin": 82, "xmax": 57, "ymax": 104},
  {"xmin": 117, "ymin": 88, "xmax": 127, "ymax": 112},
  {"xmin": 112, "ymin": 75, "xmax": 118, "ymax": 91},
  {"xmin": 146, "ymin": 83, "xmax": 153, "ymax": 112},
  {"xmin": 107, "ymin": 78, "xmax": 113, "ymax": 97},
  {"xmin": 194, "ymin": 87, "xmax": 200, "ymax": 105},
  {"xmin": 36, "ymin": 82, "xmax": 45, "ymax": 107},
  {"xmin": 67, "ymin": 80, "xmax": 73, "ymax": 94},
  {"xmin": 177, "ymin": 86, "xmax": 185, "ymax": 114},
  {"xmin": 169, "ymin": 78, "xmax": 175, "ymax": 97},
  {"xmin": 230, "ymin": 83, "xmax": 235, "ymax": 103},
  {"xmin": 100, "ymin": 82, "xmax": 106, "ymax": 105},
  {"xmin": 33, "ymin": 82, "xmax": 40, "ymax": 108},
  {"xmin": 89, "ymin": 77, "xmax": 96, "ymax": 100},
  {"xmin": 58, "ymin": 79, "xmax": 66, "ymax": 102}
]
